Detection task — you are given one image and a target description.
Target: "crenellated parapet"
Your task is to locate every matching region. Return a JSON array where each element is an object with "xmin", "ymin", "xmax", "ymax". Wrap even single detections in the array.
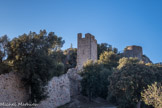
[{"xmin": 77, "ymin": 33, "xmax": 97, "ymax": 43}]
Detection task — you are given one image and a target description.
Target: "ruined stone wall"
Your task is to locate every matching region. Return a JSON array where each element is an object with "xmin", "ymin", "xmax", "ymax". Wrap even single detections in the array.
[
  {"xmin": 67, "ymin": 68, "xmax": 82, "ymax": 96},
  {"xmin": 121, "ymin": 45, "xmax": 152, "ymax": 63},
  {"xmin": 0, "ymin": 72, "xmax": 71, "ymax": 108},
  {"xmin": 36, "ymin": 74, "xmax": 70, "ymax": 108},
  {"xmin": 123, "ymin": 45, "xmax": 143, "ymax": 60},
  {"xmin": 77, "ymin": 33, "xmax": 97, "ymax": 70},
  {"xmin": 0, "ymin": 72, "xmax": 28, "ymax": 108},
  {"xmin": 0, "ymin": 32, "xmax": 97, "ymax": 108}
]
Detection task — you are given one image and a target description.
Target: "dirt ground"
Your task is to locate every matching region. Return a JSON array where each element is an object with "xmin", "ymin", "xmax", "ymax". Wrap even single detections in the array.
[{"xmin": 58, "ymin": 95, "xmax": 116, "ymax": 108}]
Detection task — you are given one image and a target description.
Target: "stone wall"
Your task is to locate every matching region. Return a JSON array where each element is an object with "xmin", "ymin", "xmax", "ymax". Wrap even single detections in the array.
[
  {"xmin": 67, "ymin": 68, "xmax": 82, "ymax": 96},
  {"xmin": 0, "ymin": 72, "xmax": 28, "ymax": 108},
  {"xmin": 36, "ymin": 74, "xmax": 70, "ymax": 108},
  {"xmin": 121, "ymin": 45, "xmax": 152, "ymax": 63},
  {"xmin": 123, "ymin": 45, "xmax": 143, "ymax": 60},
  {"xmin": 77, "ymin": 33, "xmax": 97, "ymax": 70},
  {"xmin": 37, "ymin": 68, "xmax": 82, "ymax": 108},
  {"xmin": 0, "ymin": 72, "xmax": 71, "ymax": 108},
  {"xmin": 90, "ymin": 35, "xmax": 97, "ymax": 63},
  {"xmin": 0, "ymin": 33, "xmax": 97, "ymax": 108}
]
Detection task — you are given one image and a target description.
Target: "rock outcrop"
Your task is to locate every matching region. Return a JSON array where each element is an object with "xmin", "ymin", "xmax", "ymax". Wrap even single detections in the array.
[{"xmin": 142, "ymin": 55, "xmax": 152, "ymax": 63}]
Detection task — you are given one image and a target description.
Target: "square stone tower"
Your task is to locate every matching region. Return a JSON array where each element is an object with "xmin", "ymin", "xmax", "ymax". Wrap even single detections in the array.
[{"xmin": 77, "ymin": 33, "xmax": 97, "ymax": 70}]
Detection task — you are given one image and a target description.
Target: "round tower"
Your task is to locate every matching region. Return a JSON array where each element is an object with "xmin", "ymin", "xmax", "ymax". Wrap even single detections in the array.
[{"xmin": 123, "ymin": 45, "xmax": 143, "ymax": 60}]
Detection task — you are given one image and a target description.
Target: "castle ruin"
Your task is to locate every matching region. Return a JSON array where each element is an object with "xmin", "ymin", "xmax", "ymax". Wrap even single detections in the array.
[
  {"xmin": 0, "ymin": 34, "xmax": 153, "ymax": 108},
  {"xmin": 77, "ymin": 33, "xmax": 97, "ymax": 70},
  {"xmin": 123, "ymin": 45, "xmax": 143, "ymax": 60},
  {"xmin": 122, "ymin": 45, "xmax": 152, "ymax": 63}
]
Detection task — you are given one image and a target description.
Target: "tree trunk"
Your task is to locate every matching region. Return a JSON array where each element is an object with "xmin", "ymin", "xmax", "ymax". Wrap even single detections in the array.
[
  {"xmin": 137, "ymin": 101, "xmax": 141, "ymax": 108},
  {"xmin": 29, "ymin": 86, "xmax": 32, "ymax": 103}
]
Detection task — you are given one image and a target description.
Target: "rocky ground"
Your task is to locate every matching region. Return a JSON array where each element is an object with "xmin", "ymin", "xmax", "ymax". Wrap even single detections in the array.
[{"xmin": 58, "ymin": 95, "xmax": 116, "ymax": 108}]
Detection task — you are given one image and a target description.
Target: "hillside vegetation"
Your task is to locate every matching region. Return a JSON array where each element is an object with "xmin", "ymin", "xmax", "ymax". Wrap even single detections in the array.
[{"xmin": 0, "ymin": 30, "xmax": 161, "ymax": 108}]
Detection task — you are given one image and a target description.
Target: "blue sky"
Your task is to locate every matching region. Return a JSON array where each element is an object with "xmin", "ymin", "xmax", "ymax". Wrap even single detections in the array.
[{"xmin": 0, "ymin": 0, "xmax": 162, "ymax": 63}]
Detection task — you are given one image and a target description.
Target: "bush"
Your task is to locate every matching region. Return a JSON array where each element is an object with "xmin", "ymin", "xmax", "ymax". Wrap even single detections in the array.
[
  {"xmin": 141, "ymin": 82, "xmax": 162, "ymax": 108},
  {"xmin": 98, "ymin": 51, "xmax": 119, "ymax": 70},
  {"xmin": 0, "ymin": 62, "xmax": 11, "ymax": 75},
  {"xmin": 108, "ymin": 64, "xmax": 158, "ymax": 108},
  {"xmin": 8, "ymin": 30, "xmax": 65, "ymax": 103},
  {"xmin": 80, "ymin": 60, "xmax": 112, "ymax": 100}
]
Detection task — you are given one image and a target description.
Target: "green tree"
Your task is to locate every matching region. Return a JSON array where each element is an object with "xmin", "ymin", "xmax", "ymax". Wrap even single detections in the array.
[
  {"xmin": 0, "ymin": 35, "xmax": 11, "ymax": 74},
  {"xmin": 145, "ymin": 63, "xmax": 162, "ymax": 83},
  {"xmin": 98, "ymin": 68, "xmax": 112, "ymax": 99},
  {"xmin": 63, "ymin": 48, "xmax": 77, "ymax": 71},
  {"xmin": 79, "ymin": 51, "xmax": 120, "ymax": 100},
  {"xmin": 98, "ymin": 51, "xmax": 119, "ymax": 70},
  {"xmin": 151, "ymin": 64, "xmax": 162, "ymax": 83},
  {"xmin": 49, "ymin": 47, "xmax": 77, "ymax": 73},
  {"xmin": 108, "ymin": 63, "xmax": 158, "ymax": 108},
  {"xmin": 97, "ymin": 43, "xmax": 118, "ymax": 59},
  {"xmin": 0, "ymin": 61, "xmax": 11, "ymax": 75},
  {"xmin": 50, "ymin": 50, "xmax": 65, "ymax": 63},
  {"xmin": 8, "ymin": 30, "xmax": 65, "ymax": 103},
  {"xmin": 80, "ymin": 60, "xmax": 112, "ymax": 100},
  {"xmin": 141, "ymin": 82, "xmax": 162, "ymax": 108},
  {"xmin": 0, "ymin": 35, "xmax": 9, "ymax": 63},
  {"xmin": 117, "ymin": 57, "xmax": 140, "ymax": 69}
]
